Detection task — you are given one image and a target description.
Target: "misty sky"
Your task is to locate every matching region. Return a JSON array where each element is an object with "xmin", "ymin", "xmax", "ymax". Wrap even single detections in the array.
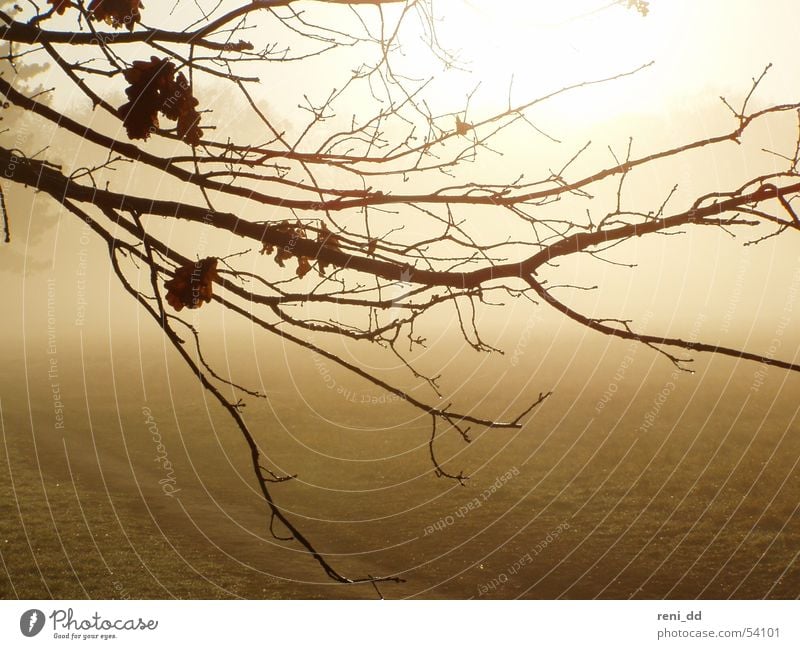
[{"xmin": 4, "ymin": 0, "xmax": 800, "ymax": 376}]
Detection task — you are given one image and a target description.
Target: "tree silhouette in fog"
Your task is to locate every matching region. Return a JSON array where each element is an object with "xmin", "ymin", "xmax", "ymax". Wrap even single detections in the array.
[{"xmin": 3, "ymin": 0, "xmax": 799, "ymax": 586}]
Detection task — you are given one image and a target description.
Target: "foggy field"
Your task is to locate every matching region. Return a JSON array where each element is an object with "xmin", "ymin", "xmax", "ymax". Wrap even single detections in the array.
[{"xmin": 2, "ymin": 335, "xmax": 798, "ymax": 599}]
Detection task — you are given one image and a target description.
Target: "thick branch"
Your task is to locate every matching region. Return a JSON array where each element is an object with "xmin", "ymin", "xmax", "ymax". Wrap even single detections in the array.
[{"xmin": 4, "ymin": 146, "xmax": 799, "ymax": 291}]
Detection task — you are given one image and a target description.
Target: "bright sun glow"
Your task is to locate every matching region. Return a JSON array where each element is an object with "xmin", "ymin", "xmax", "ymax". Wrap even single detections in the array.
[{"xmin": 401, "ymin": 1, "xmax": 672, "ymax": 121}]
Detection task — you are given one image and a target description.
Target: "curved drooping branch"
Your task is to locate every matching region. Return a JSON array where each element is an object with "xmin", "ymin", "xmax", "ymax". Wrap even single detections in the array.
[
  {"xmin": 5, "ymin": 143, "xmax": 800, "ymax": 375},
  {"xmin": 56, "ymin": 195, "xmax": 404, "ymax": 585}
]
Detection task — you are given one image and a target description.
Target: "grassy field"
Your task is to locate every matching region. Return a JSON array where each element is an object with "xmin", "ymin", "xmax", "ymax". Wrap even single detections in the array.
[
  {"xmin": 1, "ymin": 336, "xmax": 799, "ymax": 600},
  {"xmin": 0, "ymin": 417, "xmax": 318, "ymax": 599}
]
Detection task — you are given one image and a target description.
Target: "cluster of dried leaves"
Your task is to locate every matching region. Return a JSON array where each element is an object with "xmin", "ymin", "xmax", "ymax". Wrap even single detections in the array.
[
  {"xmin": 119, "ymin": 57, "xmax": 202, "ymax": 145},
  {"xmin": 455, "ymin": 115, "xmax": 473, "ymax": 136},
  {"xmin": 624, "ymin": 0, "xmax": 649, "ymax": 16},
  {"xmin": 261, "ymin": 221, "xmax": 342, "ymax": 280},
  {"xmin": 43, "ymin": 3, "xmax": 201, "ymax": 145},
  {"xmin": 47, "ymin": 0, "xmax": 143, "ymax": 30},
  {"xmin": 163, "ymin": 222, "xmax": 345, "ymax": 313},
  {"xmin": 164, "ymin": 257, "xmax": 219, "ymax": 311}
]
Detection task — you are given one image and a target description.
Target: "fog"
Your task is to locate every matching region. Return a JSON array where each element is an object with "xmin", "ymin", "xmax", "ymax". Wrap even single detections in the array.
[{"xmin": 2, "ymin": 0, "xmax": 800, "ymax": 599}]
